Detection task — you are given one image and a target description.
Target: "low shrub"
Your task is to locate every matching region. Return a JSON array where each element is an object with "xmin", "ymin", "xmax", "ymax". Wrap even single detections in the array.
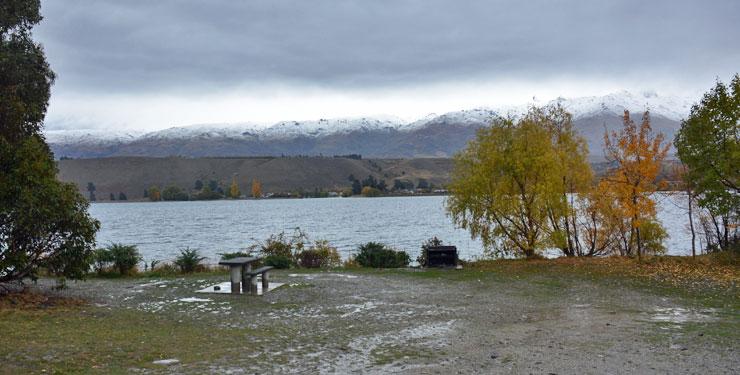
[
  {"xmin": 641, "ymin": 219, "xmax": 668, "ymax": 255},
  {"xmin": 145, "ymin": 262, "xmax": 179, "ymax": 277},
  {"xmin": 97, "ymin": 243, "xmax": 141, "ymax": 275},
  {"xmin": 343, "ymin": 257, "xmax": 361, "ymax": 268},
  {"xmin": 297, "ymin": 240, "xmax": 341, "ymax": 268},
  {"xmin": 259, "ymin": 233, "xmax": 296, "ymax": 258},
  {"xmin": 264, "ymin": 255, "xmax": 292, "ymax": 269},
  {"xmin": 144, "ymin": 259, "xmax": 161, "ymax": 272},
  {"xmin": 174, "ymin": 247, "xmax": 206, "ymax": 273},
  {"xmin": 218, "ymin": 251, "xmax": 252, "ymax": 260},
  {"xmin": 354, "ymin": 242, "xmax": 410, "ymax": 268},
  {"xmin": 249, "ymin": 229, "xmax": 309, "ymax": 268},
  {"xmin": 92, "ymin": 248, "xmax": 114, "ymax": 274}
]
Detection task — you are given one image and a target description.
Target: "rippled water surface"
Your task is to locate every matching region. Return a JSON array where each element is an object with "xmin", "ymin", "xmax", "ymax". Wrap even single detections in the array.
[{"xmin": 89, "ymin": 195, "xmax": 694, "ymax": 263}]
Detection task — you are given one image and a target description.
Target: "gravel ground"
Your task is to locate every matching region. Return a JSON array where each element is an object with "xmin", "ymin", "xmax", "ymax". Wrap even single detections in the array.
[{"xmin": 27, "ymin": 269, "xmax": 740, "ymax": 374}]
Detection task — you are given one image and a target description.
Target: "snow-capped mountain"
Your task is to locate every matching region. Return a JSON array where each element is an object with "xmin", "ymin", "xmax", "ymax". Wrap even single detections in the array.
[
  {"xmin": 552, "ymin": 90, "xmax": 693, "ymax": 121},
  {"xmin": 47, "ymin": 91, "xmax": 693, "ymax": 160},
  {"xmin": 45, "ymin": 129, "xmax": 144, "ymax": 145}
]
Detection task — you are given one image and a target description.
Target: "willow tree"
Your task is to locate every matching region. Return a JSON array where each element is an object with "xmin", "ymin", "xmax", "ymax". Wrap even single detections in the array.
[
  {"xmin": 603, "ymin": 110, "xmax": 670, "ymax": 259},
  {"xmin": 446, "ymin": 106, "xmax": 591, "ymax": 258},
  {"xmin": 1, "ymin": 1, "xmax": 99, "ymax": 286},
  {"xmin": 532, "ymin": 106, "xmax": 593, "ymax": 256}
]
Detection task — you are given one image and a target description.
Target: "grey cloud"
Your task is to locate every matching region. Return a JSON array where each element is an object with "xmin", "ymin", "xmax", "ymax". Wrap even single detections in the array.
[{"xmin": 36, "ymin": 0, "xmax": 740, "ymax": 93}]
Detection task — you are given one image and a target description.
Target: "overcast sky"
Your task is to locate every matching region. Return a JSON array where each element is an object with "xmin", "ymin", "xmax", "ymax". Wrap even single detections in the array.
[{"xmin": 36, "ymin": 0, "xmax": 740, "ymax": 131}]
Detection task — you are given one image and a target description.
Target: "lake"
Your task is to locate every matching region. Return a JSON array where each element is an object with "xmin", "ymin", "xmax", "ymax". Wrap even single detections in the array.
[{"xmin": 89, "ymin": 195, "xmax": 695, "ymax": 264}]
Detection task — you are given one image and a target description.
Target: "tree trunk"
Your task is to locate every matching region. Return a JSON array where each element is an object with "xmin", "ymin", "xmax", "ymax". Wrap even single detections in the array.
[
  {"xmin": 632, "ymin": 186, "xmax": 640, "ymax": 260},
  {"xmin": 722, "ymin": 215, "xmax": 729, "ymax": 251},
  {"xmin": 636, "ymin": 225, "xmax": 642, "ymax": 260},
  {"xmin": 687, "ymin": 191, "xmax": 696, "ymax": 258}
]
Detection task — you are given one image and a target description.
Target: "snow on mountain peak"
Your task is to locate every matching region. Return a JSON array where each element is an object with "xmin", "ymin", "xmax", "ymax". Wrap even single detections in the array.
[
  {"xmin": 44, "ymin": 129, "xmax": 144, "ymax": 144},
  {"xmin": 551, "ymin": 90, "xmax": 692, "ymax": 121},
  {"xmin": 264, "ymin": 116, "xmax": 406, "ymax": 138},
  {"xmin": 141, "ymin": 123, "xmax": 261, "ymax": 140},
  {"xmin": 46, "ymin": 91, "xmax": 694, "ymax": 145}
]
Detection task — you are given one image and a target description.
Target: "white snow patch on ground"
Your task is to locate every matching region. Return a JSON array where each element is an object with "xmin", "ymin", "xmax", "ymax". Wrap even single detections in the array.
[
  {"xmin": 334, "ymin": 274, "xmax": 359, "ymax": 279},
  {"xmin": 152, "ymin": 358, "xmax": 180, "ymax": 365},
  {"xmin": 178, "ymin": 297, "xmax": 212, "ymax": 303},
  {"xmin": 137, "ymin": 280, "xmax": 168, "ymax": 288},
  {"xmin": 338, "ymin": 301, "xmax": 383, "ymax": 318}
]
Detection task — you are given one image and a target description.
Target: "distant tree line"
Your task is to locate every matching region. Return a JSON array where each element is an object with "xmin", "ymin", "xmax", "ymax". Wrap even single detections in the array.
[
  {"xmin": 345, "ymin": 174, "xmax": 438, "ymax": 197},
  {"xmin": 144, "ymin": 177, "xmax": 263, "ymax": 202},
  {"xmin": 83, "ymin": 182, "xmax": 127, "ymax": 201},
  {"xmin": 333, "ymin": 154, "xmax": 362, "ymax": 160},
  {"xmin": 276, "ymin": 153, "xmax": 362, "ymax": 159}
]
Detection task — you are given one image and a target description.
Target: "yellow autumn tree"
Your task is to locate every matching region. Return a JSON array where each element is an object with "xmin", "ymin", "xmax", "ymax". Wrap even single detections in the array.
[
  {"xmin": 447, "ymin": 107, "xmax": 584, "ymax": 258},
  {"xmin": 251, "ymin": 179, "xmax": 262, "ymax": 198},
  {"xmin": 602, "ymin": 110, "xmax": 670, "ymax": 259},
  {"xmin": 229, "ymin": 177, "xmax": 240, "ymax": 199},
  {"xmin": 531, "ymin": 105, "xmax": 593, "ymax": 256}
]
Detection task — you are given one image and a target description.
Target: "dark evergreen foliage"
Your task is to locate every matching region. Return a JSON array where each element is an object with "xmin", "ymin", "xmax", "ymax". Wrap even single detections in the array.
[{"xmin": 1, "ymin": 1, "xmax": 99, "ymax": 285}]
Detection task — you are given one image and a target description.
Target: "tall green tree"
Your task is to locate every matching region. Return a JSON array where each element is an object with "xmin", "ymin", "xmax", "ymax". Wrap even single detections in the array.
[
  {"xmin": 0, "ymin": 1, "xmax": 99, "ymax": 285},
  {"xmin": 0, "ymin": 0, "xmax": 54, "ymax": 144},
  {"xmin": 674, "ymin": 75, "xmax": 739, "ymax": 250},
  {"xmin": 447, "ymin": 106, "xmax": 591, "ymax": 258}
]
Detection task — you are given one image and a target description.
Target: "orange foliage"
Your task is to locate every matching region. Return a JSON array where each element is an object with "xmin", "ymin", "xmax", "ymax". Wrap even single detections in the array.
[
  {"xmin": 602, "ymin": 110, "xmax": 670, "ymax": 258},
  {"xmin": 251, "ymin": 179, "xmax": 262, "ymax": 198}
]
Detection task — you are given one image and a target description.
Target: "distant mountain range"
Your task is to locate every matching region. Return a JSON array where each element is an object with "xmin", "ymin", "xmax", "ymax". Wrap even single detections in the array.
[{"xmin": 46, "ymin": 91, "xmax": 694, "ymax": 160}]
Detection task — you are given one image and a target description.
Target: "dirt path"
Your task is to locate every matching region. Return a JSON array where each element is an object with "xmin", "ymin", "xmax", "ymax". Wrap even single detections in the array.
[{"xmin": 6, "ymin": 269, "xmax": 739, "ymax": 374}]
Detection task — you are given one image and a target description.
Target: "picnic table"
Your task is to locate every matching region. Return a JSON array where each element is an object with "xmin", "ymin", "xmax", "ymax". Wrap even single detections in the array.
[{"xmin": 218, "ymin": 257, "xmax": 273, "ymax": 295}]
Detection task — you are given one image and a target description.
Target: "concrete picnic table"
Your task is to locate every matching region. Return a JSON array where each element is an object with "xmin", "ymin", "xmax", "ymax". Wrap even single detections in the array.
[{"xmin": 218, "ymin": 256, "xmax": 263, "ymax": 295}]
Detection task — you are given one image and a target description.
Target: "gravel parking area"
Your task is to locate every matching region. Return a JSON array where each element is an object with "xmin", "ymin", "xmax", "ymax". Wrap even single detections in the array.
[{"xmin": 4, "ymin": 268, "xmax": 739, "ymax": 374}]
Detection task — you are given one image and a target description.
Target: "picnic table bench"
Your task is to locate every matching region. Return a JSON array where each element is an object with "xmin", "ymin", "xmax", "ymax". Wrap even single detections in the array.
[{"xmin": 218, "ymin": 257, "xmax": 273, "ymax": 295}]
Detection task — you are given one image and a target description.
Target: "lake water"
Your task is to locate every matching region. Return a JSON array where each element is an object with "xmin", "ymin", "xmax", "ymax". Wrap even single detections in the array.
[{"xmin": 89, "ymin": 195, "xmax": 695, "ymax": 264}]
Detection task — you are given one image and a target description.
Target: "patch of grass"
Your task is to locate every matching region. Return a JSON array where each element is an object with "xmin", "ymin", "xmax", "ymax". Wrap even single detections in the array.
[
  {"xmin": 0, "ymin": 290, "xmax": 86, "ymax": 310},
  {"xmin": 642, "ymin": 318, "xmax": 740, "ymax": 348},
  {"xmin": 0, "ymin": 304, "xmax": 284, "ymax": 374},
  {"xmin": 370, "ymin": 345, "xmax": 437, "ymax": 366},
  {"xmin": 467, "ymin": 256, "xmax": 738, "ymax": 294},
  {"xmin": 678, "ymin": 320, "xmax": 740, "ymax": 340},
  {"xmin": 88, "ymin": 266, "xmax": 229, "ymax": 280}
]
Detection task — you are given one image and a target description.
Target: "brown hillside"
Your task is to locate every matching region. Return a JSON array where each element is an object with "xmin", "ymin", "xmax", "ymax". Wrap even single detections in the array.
[{"xmin": 57, "ymin": 157, "xmax": 454, "ymax": 200}]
